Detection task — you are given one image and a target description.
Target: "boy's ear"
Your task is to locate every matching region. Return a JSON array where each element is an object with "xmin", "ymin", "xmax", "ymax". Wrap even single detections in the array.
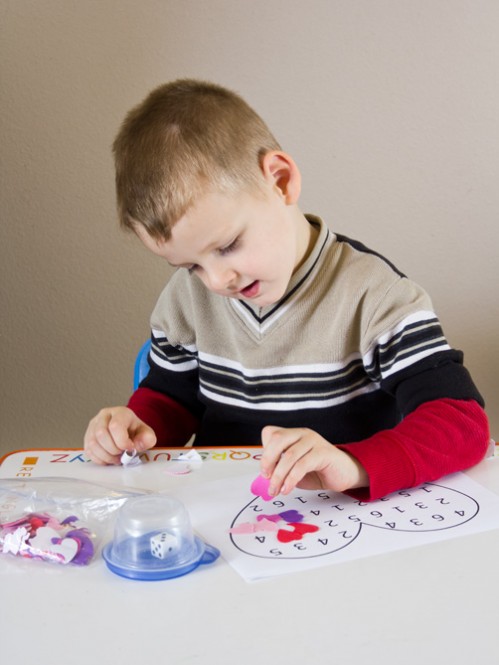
[{"xmin": 260, "ymin": 151, "xmax": 301, "ymax": 204}]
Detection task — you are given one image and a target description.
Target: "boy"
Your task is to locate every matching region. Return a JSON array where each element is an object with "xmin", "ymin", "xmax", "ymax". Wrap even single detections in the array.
[{"xmin": 84, "ymin": 79, "xmax": 489, "ymax": 500}]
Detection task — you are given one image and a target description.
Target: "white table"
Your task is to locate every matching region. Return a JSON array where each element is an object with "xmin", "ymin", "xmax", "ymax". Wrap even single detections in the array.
[{"xmin": 1, "ymin": 447, "xmax": 498, "ymax": 665}]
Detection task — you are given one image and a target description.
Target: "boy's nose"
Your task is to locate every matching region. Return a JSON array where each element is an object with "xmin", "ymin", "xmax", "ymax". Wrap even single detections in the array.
[{"xmin": 207, "ymin": 266, "xmax": 237, "ymax": 292}]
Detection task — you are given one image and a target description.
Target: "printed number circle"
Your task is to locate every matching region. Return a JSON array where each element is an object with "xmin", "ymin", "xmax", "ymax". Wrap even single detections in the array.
[
  {"xmin": 358, "ymin": 483, "xmax": 479, "ymax": 532},
  {"xmin": 229, "ymin": 483, "xmax": 479, "ymax": 560},
  {"xmin": 229, "ymin": 495, "xmax": 362, "ymax": 560}
]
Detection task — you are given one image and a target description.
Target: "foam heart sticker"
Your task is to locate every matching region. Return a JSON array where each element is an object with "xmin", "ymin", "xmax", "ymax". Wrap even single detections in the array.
[
  {"xmin": 256, "ymin": 514, "xmax": 281, "ymax": 523},
  {"xmin": 277, "ymin": 522, "xmax": 319, "ymax": 543},
  {"xmin": 257, "ymin": 518, "xmax": 279, "ymax": 533},
  {"xmin": 29, "ymin": 526, "xmax": 78, "ymax": 563},
  {"xmin": 279, "ymin": 510, "xmax": 304, "ymax": 523},
  {"xmin": 229, "ymin": 522, "xmax": 257, "ymax": 535},
  {"xmin": 250, "ymin": 475, "xmax": 272, "ymax": 501},
  {"xmin": 229, "ymin": 518, "xmax": 279, "ymax": 535}
]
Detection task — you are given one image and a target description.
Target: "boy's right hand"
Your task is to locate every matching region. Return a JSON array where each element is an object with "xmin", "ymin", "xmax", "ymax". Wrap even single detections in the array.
[{"xmin": 83, "ymin": 407, "xmax": 157, "ymax": 465}]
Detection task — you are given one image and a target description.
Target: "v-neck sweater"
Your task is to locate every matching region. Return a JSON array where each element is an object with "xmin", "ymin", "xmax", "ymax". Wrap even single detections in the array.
[{"xmin": 128, "ymin": 216, "xmax": 489, "ymax": 499}]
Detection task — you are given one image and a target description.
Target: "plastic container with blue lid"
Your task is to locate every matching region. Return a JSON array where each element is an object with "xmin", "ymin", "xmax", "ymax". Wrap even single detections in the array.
[{"xmin": 102, "ymin": 494, "xmax": 220, "ymax": 581}]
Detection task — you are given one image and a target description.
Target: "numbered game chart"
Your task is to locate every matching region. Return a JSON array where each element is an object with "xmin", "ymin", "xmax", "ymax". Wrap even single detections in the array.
[
  {"xmin": 229, "ymin": 483, "xmax": 478, "ymax": 560},
  {"xmin": 180, "ymin": 472, "xmax": 499, "ymax": 582}
]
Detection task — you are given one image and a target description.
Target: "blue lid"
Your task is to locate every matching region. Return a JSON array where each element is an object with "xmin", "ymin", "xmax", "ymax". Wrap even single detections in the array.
[{"xmin": 102, "ymin": 532, "xmax": 220, "ymax": 581}]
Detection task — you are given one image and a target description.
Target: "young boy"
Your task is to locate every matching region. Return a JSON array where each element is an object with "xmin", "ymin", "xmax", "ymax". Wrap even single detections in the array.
[{"xmin": 84, "ymin": 79, "xmax": 489, "ymax": 501}]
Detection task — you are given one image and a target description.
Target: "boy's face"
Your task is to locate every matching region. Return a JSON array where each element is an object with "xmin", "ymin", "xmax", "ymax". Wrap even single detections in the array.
[{"xmin": 137, "ymin": 184, "xmax": 313, "ymax": 308}]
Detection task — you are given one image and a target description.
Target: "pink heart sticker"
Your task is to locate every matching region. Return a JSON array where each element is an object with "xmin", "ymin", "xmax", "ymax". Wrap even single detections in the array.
[
  {"xmin": 250, "ymin": 475, "xmax": 272, "ymax": 501},
  {"xmin": 256, "ymin": 514, "xmax": 282, "ymax": 523},
  {"xmin": 228, "ymin": 522, "xmax": 257, "ymax": 535},
  {"xmin": 257, "ymin": 518, "xmax": 279, "ymax": 532}
]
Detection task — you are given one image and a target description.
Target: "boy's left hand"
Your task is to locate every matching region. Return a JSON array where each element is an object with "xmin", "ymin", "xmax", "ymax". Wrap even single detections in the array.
[{"xmin": 260, "ymin": 425, "xmax": 368, "ymax": 497}]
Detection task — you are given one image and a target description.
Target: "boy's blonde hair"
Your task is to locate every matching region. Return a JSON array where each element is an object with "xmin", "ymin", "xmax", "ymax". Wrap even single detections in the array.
[{"xmin": 112, "ymin": 79, "xmax": 281, "ymax": 240}]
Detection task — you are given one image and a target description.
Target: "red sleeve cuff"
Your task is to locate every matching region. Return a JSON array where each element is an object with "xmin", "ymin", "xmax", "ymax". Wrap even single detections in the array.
[
  {"xmin": 127, "ymin": 387, "xmax": 199, "ymax": 446},
  {"xmin": 337, "ymin": 398, "xmax": 490, "ymax": 501}
]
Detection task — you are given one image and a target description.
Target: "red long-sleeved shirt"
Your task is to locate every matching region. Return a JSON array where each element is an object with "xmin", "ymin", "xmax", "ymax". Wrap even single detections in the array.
[{"xmin": 128, "ymin": 388, "xmax": 489, "ymax": 500}]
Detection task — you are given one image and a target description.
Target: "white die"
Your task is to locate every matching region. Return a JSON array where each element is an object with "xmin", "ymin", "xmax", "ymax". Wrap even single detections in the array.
[{"xmin": 150, "ymin": 532, "xmax": 177, "ymax": 559}]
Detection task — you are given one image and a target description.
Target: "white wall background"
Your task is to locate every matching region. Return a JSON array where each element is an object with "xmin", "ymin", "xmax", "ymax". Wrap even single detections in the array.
[{"xmin": 1, "ymin": 0, "xmax": 498, "ymax": 456}]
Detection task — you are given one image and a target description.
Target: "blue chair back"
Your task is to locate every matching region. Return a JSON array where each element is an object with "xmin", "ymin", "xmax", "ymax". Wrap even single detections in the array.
[{"xmin": 133, "ymin": 339, "xmax": 152, "ymax": 389}]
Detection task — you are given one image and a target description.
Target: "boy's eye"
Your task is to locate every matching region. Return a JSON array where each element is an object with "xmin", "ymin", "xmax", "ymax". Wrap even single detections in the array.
[
  {"xmin": 218, "ymin": 236, "xmax": 240, "ymax": 256},
  {"xmin": 185, "ymin": 235, "xmax": 240, "ymax": 273}
]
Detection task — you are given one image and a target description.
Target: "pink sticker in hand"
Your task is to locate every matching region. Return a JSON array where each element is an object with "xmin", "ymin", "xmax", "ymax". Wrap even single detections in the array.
[{"xmin": 250, "ymin": 475, "xmax": 272, "ymax": 501}]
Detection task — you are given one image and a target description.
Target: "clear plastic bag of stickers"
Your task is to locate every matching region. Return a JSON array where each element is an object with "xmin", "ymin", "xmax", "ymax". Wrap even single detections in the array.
[{"xmin": 0, "ymin": 477, "xmax": 148, "ymax": 567}]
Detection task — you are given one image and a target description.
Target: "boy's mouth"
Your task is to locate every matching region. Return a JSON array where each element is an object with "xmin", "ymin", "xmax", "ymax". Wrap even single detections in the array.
[{"xmin": 239, "ymin": 280, "xmax": 260, "ymax": 299}]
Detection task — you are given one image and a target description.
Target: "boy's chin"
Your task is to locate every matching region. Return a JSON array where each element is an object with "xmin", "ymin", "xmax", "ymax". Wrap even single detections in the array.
[
  {"xmin": 243, "ymin": 290, "xmax": 284, "ymax": 308},
  {"xmin": 228, "ymin": 281, "xmax": 287, "ymax": 308}
]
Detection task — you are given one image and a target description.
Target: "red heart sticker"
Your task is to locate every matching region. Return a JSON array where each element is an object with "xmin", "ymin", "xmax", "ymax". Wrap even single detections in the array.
[{"xmin": 277, "ymin": 522, "xmax": 319, "ymax": 543}]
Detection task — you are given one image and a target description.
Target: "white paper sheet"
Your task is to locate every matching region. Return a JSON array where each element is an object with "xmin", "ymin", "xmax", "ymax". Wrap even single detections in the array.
[{"xmin": 178, "ymin": 471, "xmax": 499, "ymax": 582}]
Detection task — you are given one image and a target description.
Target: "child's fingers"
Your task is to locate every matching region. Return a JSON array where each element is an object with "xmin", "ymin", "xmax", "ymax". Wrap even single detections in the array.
[
  {"xmin": 84, "ymin": 408, "xmax": 134, "ymax": 464},
  {"xmin": 260, "ymin": 425, "xmax": 289, "ymax": 475},
  {"xmin": 108, "ymin": 412, "xmax": 136, "ymax": 452},
  {"xmin": 87, "ymin": 441, "xmax": 121, "ymax": 466},
  {"xmin": 261, "ymin": 426, "xmax": 312, "ymax": 496},
  {"xmin": 272, "ymin": 447, "xmax": 316, "ymax": 496},
  {"xmin": 133, "ymin": 423, "xmax": 157, "ymax": 451},
  {"xmin": 260, "ymin": 425, "xmax": 369, "ymax": 495},
  {"xmin": 84, "ymin": 407, "xmax": 158, "ymax": 465},
  {"xmin": 84, "ymin": 418, "xmax": 122, "ymax": 465}
]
